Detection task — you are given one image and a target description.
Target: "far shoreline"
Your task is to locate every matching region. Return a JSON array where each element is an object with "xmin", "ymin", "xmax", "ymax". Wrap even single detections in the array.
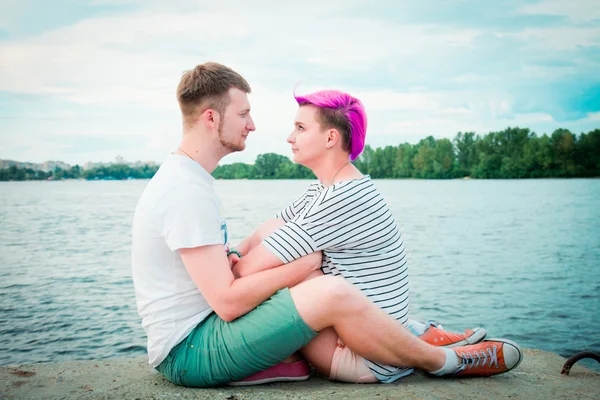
[{"xmin": 2, "ymin": 176, "xmax": 600, "ymax": 183}]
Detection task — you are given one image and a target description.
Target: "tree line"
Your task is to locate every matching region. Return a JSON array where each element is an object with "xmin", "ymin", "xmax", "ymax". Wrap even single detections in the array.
[
  {"xmin": 2, "ymin": 127, "xmax": 599, "ymax": 181},
  {"xmin": 0, "ymin": 163, "xmax": 159, "ymax": 181},
  {"xmin": 214, "ymin": 127, "xmax": 599, "ymax": 179}
]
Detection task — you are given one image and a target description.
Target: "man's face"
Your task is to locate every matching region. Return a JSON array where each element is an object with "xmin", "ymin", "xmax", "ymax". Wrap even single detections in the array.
[
  {"xmin": 287, "ymin": 105, "xmax": 328, "ymax": 167},
  {"xmin": 218, "ymin": 88, "xmax": 255, "ymax": 153}
]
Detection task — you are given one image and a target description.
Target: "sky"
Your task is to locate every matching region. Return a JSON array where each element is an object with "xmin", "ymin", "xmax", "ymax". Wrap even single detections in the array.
[{"xmin": 0, "ymin": 0, "xmax": 599, "ymax": 166}]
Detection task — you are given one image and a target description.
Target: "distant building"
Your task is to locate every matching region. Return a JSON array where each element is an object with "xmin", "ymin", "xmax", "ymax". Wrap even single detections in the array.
[
  {"xmin": 40, "ymin": 161, "xmax": 71, "ymax": 172},
  {"xmin": 82, "ymin": 161, "xmax": 107, "ymax": 170},
  {"xmin": 0, "ymin": 159, "xmax": 70, "ymax": 171},
  {"xmin": 1, "ymin": 158, "xmax": 159, "ymax": 171}
]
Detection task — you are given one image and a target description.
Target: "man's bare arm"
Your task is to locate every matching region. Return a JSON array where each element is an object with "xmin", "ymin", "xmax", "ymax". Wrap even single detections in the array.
[
  {"xmin": 180, "ymin": 244, "xmax": 321, "ymax": 322},
  {"xmin": 232, "ymin": 242, "xmax": 322, "ymax": 278}
]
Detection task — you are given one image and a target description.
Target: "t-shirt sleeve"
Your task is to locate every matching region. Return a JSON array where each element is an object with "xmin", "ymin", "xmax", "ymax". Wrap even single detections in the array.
[
  {"xmin": 261, "ymin": 220, "xmax": 319, "ymax": 263},
  {"xmin": 159, "ymin": 183, "xmax": 225, "ymax": 251},
  {"xmin": 276, "ymin": 184, "xmax": 317, "ymax": 223},
  {"xmin": 263, "ymin": 180, "xmax": 378, "ymax": 263}
]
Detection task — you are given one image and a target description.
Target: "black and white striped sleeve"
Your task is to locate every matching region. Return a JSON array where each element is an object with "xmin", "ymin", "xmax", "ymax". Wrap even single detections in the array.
[
  {"xmin": 275, "ymin": 183, "xmax": 318, "ymax": 223},
  {"xmin": 261, "ymin": 221, "xmax": 318, "ymax": 263},
  {"xmin": 263, "ymin": 180, "xmax": 374, "ymax": 263}
]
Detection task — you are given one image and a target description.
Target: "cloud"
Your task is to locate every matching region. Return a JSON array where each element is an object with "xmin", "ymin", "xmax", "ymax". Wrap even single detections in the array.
[
  {"xmin": 518, "ymin": 0, "xmax": 600, "ymax": 23},
  {"xmin": 503, "ymin": 26, "xmax": 600, "ymax": 51},
  {"xmin": 0, "ymin": 0, "xmax": 598, "ymax": 164}
]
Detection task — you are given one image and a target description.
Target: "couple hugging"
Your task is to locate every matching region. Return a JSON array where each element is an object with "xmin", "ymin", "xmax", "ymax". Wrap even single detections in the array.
[{"xmin": 131, "ymin": 62, "xmax": 522, "ymax": 387}]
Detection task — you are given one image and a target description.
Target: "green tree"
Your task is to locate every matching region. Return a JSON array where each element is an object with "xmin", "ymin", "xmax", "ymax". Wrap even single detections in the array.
[
  {"xmin": 353, "ymin": 145, "xmax": 374, "ymax": 175},
  {"xmin": 551, "ymin": 129, "xmax": 577, "ymax": 176},
  {"xmin": 277, "ymin": 162, "xmax": 314, "ymax": 179},
  {"xmin": 576, "ymin": 129, "xmax": 600, "ymax": 177},
  {"xmin": 454, "ymin": 132, "xmax": 478, "ymax": 177},
  {"xmin": 433, "ymin": 138, "xmax": 456, "ymax": 179},
  {"xmin": 394, "ymin": 143, "xmax": 416, "ymax": 178},
  {"xmin": 213, "ymin": 163, "xmax": 255, "ymax": 179},
  {"xmin": 412, "ymin": 137, "xmax": 436, "ymax": 178},
  {"xmin": 472, "ymin": 132, "xmax": 502, "ymax": 178},
  {"xmin": 497, "ymin": 127, "xmax": 531, "ymax": 178},
  {"xmin": 253, "ymin": 153, "xmax": 293, "ymax": 179},
  {"xmin": 370, "ymin": 146, "xmax": 397, "ymax": 178}
]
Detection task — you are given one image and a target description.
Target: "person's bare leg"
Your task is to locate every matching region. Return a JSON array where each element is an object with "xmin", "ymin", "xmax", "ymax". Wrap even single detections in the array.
[
  {"xmin": 245, "ymin": 222, "xmax": 444, "ymax": 372},
  {"xmin": 290, "ymin": 269, "xmax": 338, "ymax": 376},
  {"xmin": 299, "ymin": 327, "xmax": 338, "ymax": 376},
  {"xmin": 290, "ymin": 275, "xmax": 445, "ymax": 372},
  {"xmin": 243, "ymin": 220, "xmax": 443, "ymax": 371}
]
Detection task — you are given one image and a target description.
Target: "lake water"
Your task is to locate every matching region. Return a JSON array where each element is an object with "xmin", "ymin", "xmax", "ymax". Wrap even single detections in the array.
[{"xmin": 1, "ymin": 179, "xmax": 599, "ymax": 372}]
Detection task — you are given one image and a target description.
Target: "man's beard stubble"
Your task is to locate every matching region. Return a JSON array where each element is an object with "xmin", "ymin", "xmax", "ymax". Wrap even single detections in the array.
[{"xmin": 217, "ymin": 119, "xmax": 244, "ymax": 153}]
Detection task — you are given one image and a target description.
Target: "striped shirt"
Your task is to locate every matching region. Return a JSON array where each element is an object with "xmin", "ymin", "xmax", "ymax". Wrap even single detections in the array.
[{"xmin": 262, "ymin": 176, "xmax": 413, "ymax": 383}]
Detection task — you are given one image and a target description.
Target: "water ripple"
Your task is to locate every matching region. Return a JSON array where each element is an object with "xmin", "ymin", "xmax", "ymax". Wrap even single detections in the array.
[{"xmin": 0, "ymin": 179, "xmax": 599, "ymax": 373}]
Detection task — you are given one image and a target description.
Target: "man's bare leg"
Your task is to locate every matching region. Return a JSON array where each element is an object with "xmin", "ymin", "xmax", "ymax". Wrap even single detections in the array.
[
  {"xmin": 290, "ymin": 275, "xmax": 446, "ymax": 372},
  {"xmin": 239, "ymin": 220, "xmax": 443, "ymax": 372}
]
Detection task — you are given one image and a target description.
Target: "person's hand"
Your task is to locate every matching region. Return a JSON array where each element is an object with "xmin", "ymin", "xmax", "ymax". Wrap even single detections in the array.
[
  {"xmin": 310, "ymin": 251, "xmax": 323, "ymax": 271},
  {"xmin": 228, "ymin": 253, "xmax": 240, "ymax": 271}
]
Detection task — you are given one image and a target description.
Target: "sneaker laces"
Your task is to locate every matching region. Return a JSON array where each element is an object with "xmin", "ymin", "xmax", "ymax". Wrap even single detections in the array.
[
  {"xmin": 456, "ymin": 345, "xmax": 499, "ymax": 372},
  {"xmin": 427, "ymin": 320, "xmax": 444, "ymax": 330}
]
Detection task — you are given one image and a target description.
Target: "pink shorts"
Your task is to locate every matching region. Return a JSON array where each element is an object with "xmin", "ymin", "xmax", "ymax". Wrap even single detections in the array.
[{"xmin": 329, "ymin": 339, "xmax": 378, "ymax": 383}]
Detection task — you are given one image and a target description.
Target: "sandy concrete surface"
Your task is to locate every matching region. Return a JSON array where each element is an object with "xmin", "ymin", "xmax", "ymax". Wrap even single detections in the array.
[{"xmin": 1, "ymin": 349, "xmax": 598, "ymax": 400}]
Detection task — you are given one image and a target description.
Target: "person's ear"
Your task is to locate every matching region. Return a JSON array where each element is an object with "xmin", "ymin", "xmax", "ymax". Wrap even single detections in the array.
[
  {"xmin": 326, "ymin": 129, "xmax": 339, "ymax": 149},
  {"xmin": 202, "ymin": 109, "xmax": 219, "ymax": 129}
]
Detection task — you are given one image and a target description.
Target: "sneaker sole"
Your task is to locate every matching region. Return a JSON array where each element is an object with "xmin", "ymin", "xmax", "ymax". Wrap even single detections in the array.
[
  {"xmin": 443, "ymin": 327, "xmax": 487, "ymax": 348},
  {"xmin": 228, "ymin": 375, "xmax": 310, "ymax": 386},
  {"xmin": 485, "ymin": 338, "xmax": 524, "ymax": 371}
]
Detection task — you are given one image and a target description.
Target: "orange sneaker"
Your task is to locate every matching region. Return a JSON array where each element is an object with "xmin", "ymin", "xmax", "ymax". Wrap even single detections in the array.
[
  {"xmin": 420, "ymin": 323, "xmax": 487, "ymax": 347},
  {"xmin": 452, "ymin": 339, "xmax": 523, "ymax": 377}
]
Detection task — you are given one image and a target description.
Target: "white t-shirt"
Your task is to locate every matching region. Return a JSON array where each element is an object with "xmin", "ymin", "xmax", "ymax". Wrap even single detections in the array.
[
  {"xmin": 262, "ymin": 177, "xmax": 413, "ymax": 383},
  {"xmin": 131, "ymin": 154, "xmax": 228, "ymax": 367}
]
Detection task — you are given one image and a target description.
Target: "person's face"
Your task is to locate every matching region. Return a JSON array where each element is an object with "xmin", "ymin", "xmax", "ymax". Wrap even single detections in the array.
[
  {"xmin": 287, "ymin": 105, "xmax": 328, "ymax": 167},
  {"xmin": 218, "ymin": 88, "xmax": 255, "ymax": 152}
]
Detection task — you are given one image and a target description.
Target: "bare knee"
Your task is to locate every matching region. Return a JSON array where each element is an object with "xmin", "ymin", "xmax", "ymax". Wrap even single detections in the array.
[
  {"xmin": 290, "ymin": 275, "xmax": 369, "ymax": 332},
  {"xmin": 316, "ymin": 276, "xmax": 363, "ymax": 313}
]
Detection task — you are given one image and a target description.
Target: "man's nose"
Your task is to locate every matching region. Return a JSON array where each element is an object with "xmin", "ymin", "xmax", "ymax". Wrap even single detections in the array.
[{"xmin": 247, "ymin": 116, "xmax": 256, "ymax": 131}]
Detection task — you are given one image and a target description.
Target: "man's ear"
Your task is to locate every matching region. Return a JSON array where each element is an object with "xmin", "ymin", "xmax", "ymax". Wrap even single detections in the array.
[{"xmin": 202, "ymin": 109, "xmax": 220, "ymax": 129}]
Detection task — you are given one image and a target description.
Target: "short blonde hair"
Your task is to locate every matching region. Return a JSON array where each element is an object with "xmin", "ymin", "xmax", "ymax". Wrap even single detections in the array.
[{"xmin": 176, "ymin": 62, "xmax": 251, "ymax": 126}]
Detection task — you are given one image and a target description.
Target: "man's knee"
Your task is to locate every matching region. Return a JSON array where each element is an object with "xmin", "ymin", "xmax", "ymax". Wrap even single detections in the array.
[
  {"xmin": 290, "ymin": 276, "xmax": 367, "ymax": 331},
  {"xmin": 310, "ymin": 276, "xmax": 360, "ymax": 311}
]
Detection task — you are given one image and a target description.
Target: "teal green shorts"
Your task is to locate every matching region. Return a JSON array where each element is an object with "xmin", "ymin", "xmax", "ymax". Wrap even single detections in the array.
[{"xmin": 156, "ymin": 288, "xmax": 317, "ymax": 387}]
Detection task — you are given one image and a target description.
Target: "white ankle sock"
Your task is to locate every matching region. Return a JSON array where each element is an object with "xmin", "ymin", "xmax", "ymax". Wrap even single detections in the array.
[
  {"xmin": 406, "ymin": 319, "xmax": 427, "ymax": 336},
  {"xmin": 430, "ymin": 348, "xmax": 460, "ymax": 376}
]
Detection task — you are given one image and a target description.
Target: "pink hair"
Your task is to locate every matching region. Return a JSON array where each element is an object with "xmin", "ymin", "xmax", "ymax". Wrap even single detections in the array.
[{"xmin": 294, "ymin": 89, "xmax": 367, "ymax": 161}]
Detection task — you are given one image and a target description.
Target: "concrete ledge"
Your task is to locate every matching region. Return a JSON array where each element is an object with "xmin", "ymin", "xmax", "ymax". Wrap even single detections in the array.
[{"xmin": 1, "ymin": 349, "xmax": 598, "ymax": 400}]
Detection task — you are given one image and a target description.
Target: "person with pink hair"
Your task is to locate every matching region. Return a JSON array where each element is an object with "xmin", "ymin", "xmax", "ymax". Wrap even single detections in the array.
[{"xmin": 228, "ymin": 89, "xmax": 521, "ymax": 385}]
